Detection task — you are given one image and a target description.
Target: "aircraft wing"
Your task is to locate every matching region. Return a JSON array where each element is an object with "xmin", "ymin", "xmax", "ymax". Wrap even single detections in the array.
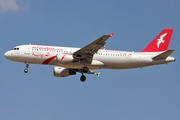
[{"xmin": 73, "ymin": 33, "xmax": 113, "ymax": 63}]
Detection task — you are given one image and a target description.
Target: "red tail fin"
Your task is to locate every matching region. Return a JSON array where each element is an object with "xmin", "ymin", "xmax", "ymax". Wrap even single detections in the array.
[{"xmin": 141, "ymin": 29, "xmax": 173, "ymax": 52}]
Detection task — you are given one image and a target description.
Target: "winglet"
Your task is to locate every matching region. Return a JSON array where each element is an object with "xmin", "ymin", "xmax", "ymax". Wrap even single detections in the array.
[{"xmin": 109, "ymin": 33, "xmax": 114, "ymax": 37}]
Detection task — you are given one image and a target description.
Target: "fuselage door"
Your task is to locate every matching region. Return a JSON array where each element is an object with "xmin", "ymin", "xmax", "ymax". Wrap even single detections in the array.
[{"xmin": 25, "ymin": 45, "xmax": 31, "ymax": 55}]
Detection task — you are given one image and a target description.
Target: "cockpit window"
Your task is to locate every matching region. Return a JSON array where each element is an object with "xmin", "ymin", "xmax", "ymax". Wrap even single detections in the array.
[{"xmin": 13, "ymin": 47, "xmax": 19, "ymax": 50}]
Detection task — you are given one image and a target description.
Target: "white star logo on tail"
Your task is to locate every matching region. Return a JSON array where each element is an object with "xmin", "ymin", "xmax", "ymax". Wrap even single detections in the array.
[{"xmin": 157, "ymin": 33, "xmax": 167, "ymax": 48}]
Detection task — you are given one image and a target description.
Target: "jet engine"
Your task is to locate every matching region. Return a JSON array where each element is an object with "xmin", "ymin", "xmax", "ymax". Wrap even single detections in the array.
[
  {"xmin": 53, "ymin": 67, "xmax": 76, "ymax": 77},
  {"xmin": 56, "ymin": 54, "xmax": 74, "ymax": 64}
]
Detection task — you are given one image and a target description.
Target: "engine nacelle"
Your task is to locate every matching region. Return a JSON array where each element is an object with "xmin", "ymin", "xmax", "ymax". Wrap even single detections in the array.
[
  {"xmin": 56, "ymin": 54, "xmax": 74, "ymax": 64},
  {"xmin": 53, "ymin": 67, "xmax": 76, "ymax": 77}
]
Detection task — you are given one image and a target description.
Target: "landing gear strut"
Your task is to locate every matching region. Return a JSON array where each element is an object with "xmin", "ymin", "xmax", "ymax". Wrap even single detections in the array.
[{"xmin": 24, "ymin": 63, "xmax": 29, "ymax": 73}]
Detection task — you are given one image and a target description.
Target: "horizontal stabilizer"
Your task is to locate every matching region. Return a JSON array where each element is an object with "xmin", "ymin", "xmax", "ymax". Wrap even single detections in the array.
[{"xmin": 153, "ymin": 49, "xmax": 174, "ymax": 60}]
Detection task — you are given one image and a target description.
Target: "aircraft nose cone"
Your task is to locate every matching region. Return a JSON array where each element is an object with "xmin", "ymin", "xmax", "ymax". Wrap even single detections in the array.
[
  {"xmin": 4, "ymin": 51, "xmax": 11, "ymax": 59},
  {"xmin": 4, "ymin": 52, "xmax": 8, "ymax": 59}
]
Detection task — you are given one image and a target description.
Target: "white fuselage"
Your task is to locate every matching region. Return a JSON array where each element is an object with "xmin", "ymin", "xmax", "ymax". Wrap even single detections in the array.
[{"xmin": 4, "ymin": 44, "xmax": 175, "ymax": 70}]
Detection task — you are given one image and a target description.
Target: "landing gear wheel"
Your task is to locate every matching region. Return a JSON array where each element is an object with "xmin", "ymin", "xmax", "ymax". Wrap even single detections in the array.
[
  {"xmin": 83, "ymin": 67, "xmax": 89, "ymax": 73},
  {"xmin": 80, "ymin": 75, "xmax": 86, "ymax": 82},
  {"xmin": 24, "ymin": 69, "xmax": 28, "ymax": 73},
  {"xmin": 24, "ymin": 63, "xmax": 29, "ymax": 73}
]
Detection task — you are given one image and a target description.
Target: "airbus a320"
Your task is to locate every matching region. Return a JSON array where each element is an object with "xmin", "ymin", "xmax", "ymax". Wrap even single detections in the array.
[{"xmin": 4, "ymin": 29, "xmax": 175, "ymax": 82}]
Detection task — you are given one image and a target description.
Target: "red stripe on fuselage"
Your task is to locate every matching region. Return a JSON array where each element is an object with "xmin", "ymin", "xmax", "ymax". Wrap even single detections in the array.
[{"xmin": 42, "ymin": 56, "xmax": 56, "ymax": 64}]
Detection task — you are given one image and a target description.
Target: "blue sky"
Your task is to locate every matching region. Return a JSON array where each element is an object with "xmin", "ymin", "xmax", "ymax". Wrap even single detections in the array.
[{"xmin": 0, "ymin": 0, "xmax": 180, "ymax": 120}]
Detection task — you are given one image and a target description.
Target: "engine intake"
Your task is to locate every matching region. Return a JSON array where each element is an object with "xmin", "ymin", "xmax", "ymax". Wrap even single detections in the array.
[{"xmin": 53, "ymin": 67, "xmax": 76, "ymax": 77}]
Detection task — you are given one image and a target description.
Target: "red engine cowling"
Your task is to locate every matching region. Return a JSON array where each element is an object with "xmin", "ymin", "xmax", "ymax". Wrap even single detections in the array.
[
  {"xmin": 53, "ymin": 67, "xmax": 76, "ymax": 77},
  {"xmin": 56, "ymin": 54, "xmax": 74, "ymax": 64}
]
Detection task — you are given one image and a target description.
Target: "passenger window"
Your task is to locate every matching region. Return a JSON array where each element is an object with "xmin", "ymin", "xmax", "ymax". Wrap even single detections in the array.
[
  {"xmin": 17, "ymin": 48, "xmax": 19, "ymax": 50},
  {"xmin": 13, "ymin": 48, "xmax": 16, "ymax": 50}
]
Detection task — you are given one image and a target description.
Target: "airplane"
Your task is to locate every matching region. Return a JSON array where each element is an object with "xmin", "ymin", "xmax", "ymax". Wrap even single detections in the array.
[{"xmin": 4, "ymin": 28, "xmax": 175, "ymax": 82}]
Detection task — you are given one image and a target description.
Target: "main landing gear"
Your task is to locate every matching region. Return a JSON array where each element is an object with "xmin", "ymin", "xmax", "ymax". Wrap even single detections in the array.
[
  {"xmin": 80, "ymin": 67, "xmax": 100, "ymax": 82},
  {"xmin": 24, "ymin": 63, "xmax": 29, "ymax": 73},
  {"xmin": 80, "ymin": 67, "xmax": 88, "ymax": 82}
]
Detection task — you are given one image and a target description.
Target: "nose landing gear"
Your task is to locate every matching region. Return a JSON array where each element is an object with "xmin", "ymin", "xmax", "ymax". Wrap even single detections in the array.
[
  {"xmin": 24, "ymin": 63, "xmax": 29, "ymax": 73},
  {"xmin": 24, "ymin": 69, "xmax": 28, "ymax": 73}
]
